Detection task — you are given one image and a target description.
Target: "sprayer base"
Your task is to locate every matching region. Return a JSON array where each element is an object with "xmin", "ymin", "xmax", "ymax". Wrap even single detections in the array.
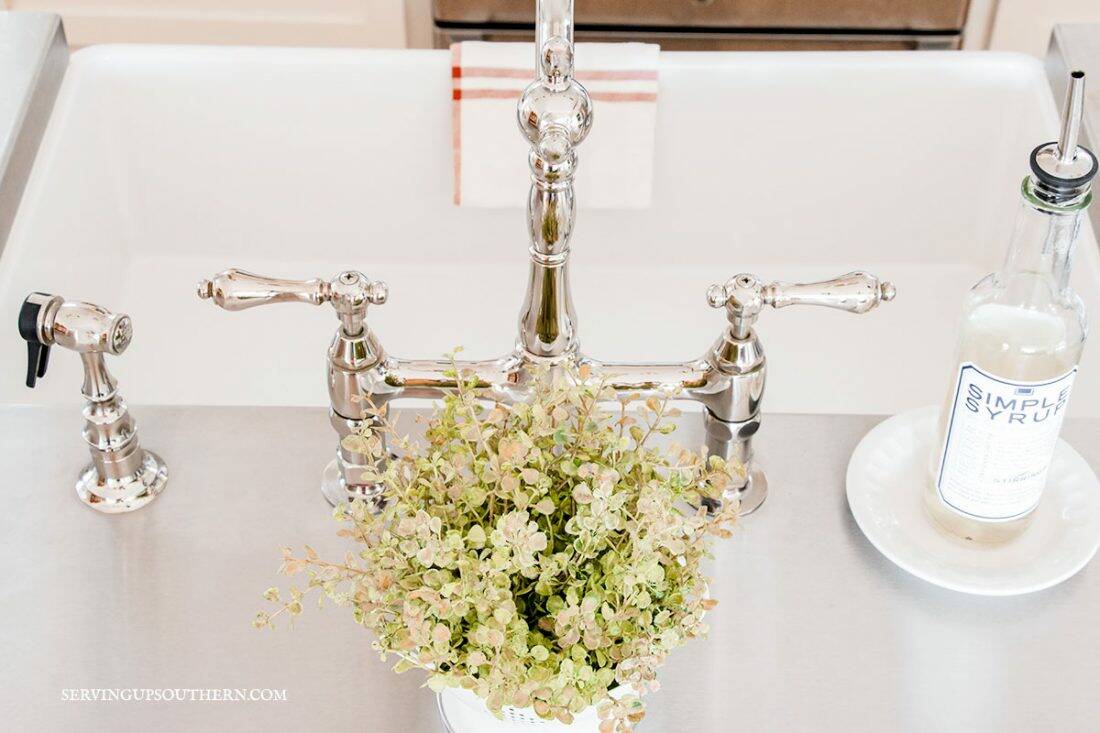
[{"xmin": 76, "ymin": 450, "xmax": 168, "ymax": 513}]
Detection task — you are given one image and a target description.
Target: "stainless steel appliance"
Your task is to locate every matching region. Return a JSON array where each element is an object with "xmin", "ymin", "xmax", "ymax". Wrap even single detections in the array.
[{"xmin": 433, "ymin": 0, "xmax": 969, "ymax": 50}]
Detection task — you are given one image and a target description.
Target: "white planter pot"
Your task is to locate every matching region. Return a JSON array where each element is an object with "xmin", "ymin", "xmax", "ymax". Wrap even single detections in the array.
[{"xmin": 438, "ymin": 685, "xmax": 634, "ymax": 733}]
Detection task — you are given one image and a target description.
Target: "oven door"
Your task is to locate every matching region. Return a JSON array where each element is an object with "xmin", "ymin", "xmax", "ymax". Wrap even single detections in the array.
[{"xmin": 432, "ymin": 0, "xmax": 967, "ymax": 50}]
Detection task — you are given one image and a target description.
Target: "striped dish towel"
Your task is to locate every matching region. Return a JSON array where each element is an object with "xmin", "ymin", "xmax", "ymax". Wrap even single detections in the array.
[{"xmin": 451, "ymin": 41, "xmax": 659, "ymax": 209}]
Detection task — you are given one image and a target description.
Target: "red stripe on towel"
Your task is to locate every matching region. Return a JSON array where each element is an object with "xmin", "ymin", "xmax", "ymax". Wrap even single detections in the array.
[
  {"xmin": 452, "ymin": 44, "xmax": 462, "ymax": 206},
  {"xmin": 455, "ymin": 89, "xmax": 657, "ymax": 103},
  {"xmin": 590, "ymin": 91, "xmax": 658, "ymax": 102},
  {"xmin": 455, "ymin": 89, "xmax": 522, "ymax": 100},
  {"xmin": 455, "ymin": 67, "xmax": 658, "ymax": 82}
]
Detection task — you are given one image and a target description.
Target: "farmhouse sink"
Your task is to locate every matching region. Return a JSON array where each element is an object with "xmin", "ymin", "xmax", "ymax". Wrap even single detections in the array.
[{"xmin": 1, "ymin": 46, "xmax": 1098, "ymax": 416}]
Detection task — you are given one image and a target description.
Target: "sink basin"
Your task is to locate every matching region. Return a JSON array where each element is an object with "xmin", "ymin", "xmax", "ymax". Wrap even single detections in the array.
[{"xmin": 2, "ymin": 46, "xmax": 1098, "ymax": 416}]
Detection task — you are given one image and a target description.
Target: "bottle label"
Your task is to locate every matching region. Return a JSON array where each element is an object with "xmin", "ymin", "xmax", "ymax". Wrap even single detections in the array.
[{"xmin": 936, "ymin": 362, "xmax": 1076, "ymax": 521}]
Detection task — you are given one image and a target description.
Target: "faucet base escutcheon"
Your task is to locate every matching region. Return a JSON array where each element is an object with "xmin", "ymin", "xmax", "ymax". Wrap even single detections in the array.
[
  {"xmin": 76, "ymin": 449, "xmax": 168, "ymax": 514},
  {"xmin": 321, "ymin": 457, "xmax": 386, "ymax": 510},
  {"xmin": 733, "ymin": 467, "xmax": 768, "ymax": 515}
]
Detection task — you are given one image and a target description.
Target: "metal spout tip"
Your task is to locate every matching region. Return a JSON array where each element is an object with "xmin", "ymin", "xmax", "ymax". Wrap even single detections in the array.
[
  {"xmin": 1057, "ymin": 70, "xmax": 1086, "ymax": 165},
  {"xmin": 196, "ymin": 279, "xmax": 212, "ymax": 299}
]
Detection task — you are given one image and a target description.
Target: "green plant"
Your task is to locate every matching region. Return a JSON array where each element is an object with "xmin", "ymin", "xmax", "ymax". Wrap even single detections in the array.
[{"xmin": 256, "ymin": 359, "xmax": 740, "ymax": 731}]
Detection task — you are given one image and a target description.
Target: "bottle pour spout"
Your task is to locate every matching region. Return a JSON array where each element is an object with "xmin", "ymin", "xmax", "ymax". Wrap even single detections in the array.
[
  {"xmin": 1029, "ymin": 70, "xmax": 1098, "ymax": 203},
  {"xmin": 1057, "ymin": 71, "xmax": 1086, "ymax": 165}
]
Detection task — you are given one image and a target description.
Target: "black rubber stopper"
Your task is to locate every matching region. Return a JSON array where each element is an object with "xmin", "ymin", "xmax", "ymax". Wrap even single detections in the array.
[{"xmin": 1029, "ymin": 142, "xmax": 1099, "ymax": 190}]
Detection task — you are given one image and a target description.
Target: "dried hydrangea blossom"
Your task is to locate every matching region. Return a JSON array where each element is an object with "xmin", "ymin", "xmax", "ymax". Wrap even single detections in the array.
[{"xmin": 257, "ymin": 362, "xmax": 741, "ymax": 731}]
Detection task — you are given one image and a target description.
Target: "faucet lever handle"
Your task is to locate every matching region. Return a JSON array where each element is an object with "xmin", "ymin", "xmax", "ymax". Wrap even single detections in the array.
[
  {"xmin": 708, "ymin": 271, "xmax": 895, "ymax": 336},
  {"xmin": 196, "ymin": 268, "xmax": 331, "ymax": 311},
  {"xmin": 763, "ymin": 271, "xmax": 896, "ymax": 313},
  {"xmin": 197, "ymin": 269, "xmax": 387, "ymax": 308},
  {"xmin": 197, "ymin": 267, "xmax": 388, "ymax": 336}
]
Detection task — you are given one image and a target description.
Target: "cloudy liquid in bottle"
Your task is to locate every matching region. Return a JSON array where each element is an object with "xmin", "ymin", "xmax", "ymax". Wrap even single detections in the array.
[{"xmin": 926, "ymin": 295, "xmax": 1082, "ymax": 543}]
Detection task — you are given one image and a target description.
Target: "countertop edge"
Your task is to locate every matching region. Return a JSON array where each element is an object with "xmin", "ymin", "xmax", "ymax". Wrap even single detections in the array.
[{"xmin": 0, "ymin": 11, "xmax": 67, "ymax": 254}]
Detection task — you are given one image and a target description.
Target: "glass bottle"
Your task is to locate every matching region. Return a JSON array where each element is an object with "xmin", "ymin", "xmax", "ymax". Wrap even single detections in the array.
[{"xmin": 926, "ymin": 71, "xmax": 1096, "ymax": 543}]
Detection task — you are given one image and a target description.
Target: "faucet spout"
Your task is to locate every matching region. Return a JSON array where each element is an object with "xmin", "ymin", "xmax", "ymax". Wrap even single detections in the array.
[
  {"xmin": 515, "ymin": 0, "xmax": 592, "ymax": 360},
  {"xmin": 536, "ymin": 0, "xmax": 573, "ymax": 69}
]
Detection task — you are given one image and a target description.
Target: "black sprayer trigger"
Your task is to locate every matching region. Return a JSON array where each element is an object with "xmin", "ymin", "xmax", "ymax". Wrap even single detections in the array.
[{"xmin": 17, "ymin": 293, "xmax": 53, "ymax": 388}]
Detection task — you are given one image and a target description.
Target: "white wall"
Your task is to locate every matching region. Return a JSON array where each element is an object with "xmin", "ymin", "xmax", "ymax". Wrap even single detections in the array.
[
  {"xmin": 988, "ymin": 0, "xmax": 1100, "ymax": 57},
  {"xmin": 403, "ymin": 0, "xmax": 433, "ymax": 48},
  {"xmin": 5, "ymin": 0, "xmax": 408, "ymax": 48}
]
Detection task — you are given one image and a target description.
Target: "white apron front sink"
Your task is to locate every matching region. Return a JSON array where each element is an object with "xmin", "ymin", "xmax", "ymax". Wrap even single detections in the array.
[{"xmin": 1, "ymin": 46, "xmax": 1098, "ymax": 416}]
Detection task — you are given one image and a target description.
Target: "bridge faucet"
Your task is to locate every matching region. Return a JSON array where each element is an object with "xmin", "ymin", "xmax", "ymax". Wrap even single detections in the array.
[{"xmin": 196, "ymin": 0, "xmax": 895, "ymax": 513}]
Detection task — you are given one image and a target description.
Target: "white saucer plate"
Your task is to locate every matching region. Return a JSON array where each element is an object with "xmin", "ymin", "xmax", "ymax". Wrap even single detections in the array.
[{"xmin": 846, "ymin": 406, "xmax": 1100, "ymax": 596}]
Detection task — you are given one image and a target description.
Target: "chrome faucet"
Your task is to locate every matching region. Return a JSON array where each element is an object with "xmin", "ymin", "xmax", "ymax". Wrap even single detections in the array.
[
  {"xmin": 18, "ymin": 293, "xmax": 169, "ymax": 512},
  {"xmin": 197, "ymin": 0, "xmax": 894, "ymax": 513}
]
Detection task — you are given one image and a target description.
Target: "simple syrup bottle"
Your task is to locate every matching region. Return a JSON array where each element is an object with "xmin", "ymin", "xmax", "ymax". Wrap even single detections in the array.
[{"xmin": 927, "ymin": 71, "xmax": 1097, "ymax": 543}]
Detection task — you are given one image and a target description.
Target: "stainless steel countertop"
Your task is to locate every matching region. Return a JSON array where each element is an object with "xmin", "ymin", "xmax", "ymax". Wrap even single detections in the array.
[
  {"xmin": 0, "ymin": 12, "xmax": 66, "ymax": 252},
  {"xmin": 2, "ymin": 405, "xmax": 1098, "ymax": 732}
]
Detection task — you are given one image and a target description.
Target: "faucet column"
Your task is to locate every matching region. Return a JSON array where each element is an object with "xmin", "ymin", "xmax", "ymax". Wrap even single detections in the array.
[
  {"xmin": 324, "ymin": 271, "xmax": 393, "ymax": 507},
  {"xmin": 703, "ymin": 271, "xmax": 897, "ymax": 514},
  {"xmin": 197, "ymin": 268, "xmax": 390, "ymax": 506},
  {"xmin": 698, "ymin": 328, "xmax": 768, "ymax": 514},
  {"xmin": 515, "ymin": 0, "xmax": 592, "ymax": 360}
]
